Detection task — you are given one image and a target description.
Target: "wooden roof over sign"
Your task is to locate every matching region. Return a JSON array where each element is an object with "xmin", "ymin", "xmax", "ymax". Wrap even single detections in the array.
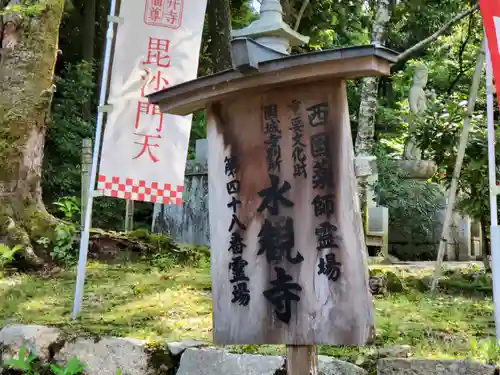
[{"xmin": 147, "ymin": 45, "xmax": 399, "ymax": 116}]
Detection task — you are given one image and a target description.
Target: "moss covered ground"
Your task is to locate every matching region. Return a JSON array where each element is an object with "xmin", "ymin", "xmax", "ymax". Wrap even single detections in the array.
[{"xmin": 0, "ymin": 259, "xmax": 498, "ymax": 365}]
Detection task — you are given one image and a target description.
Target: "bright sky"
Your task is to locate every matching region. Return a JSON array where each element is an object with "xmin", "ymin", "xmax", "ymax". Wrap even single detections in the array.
[{"xmin": 252, "ymin": 0, "xmax": 260, "ymax": 12}]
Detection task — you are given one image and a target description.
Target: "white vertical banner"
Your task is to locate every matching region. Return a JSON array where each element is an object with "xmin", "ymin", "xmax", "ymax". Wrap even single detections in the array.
[{"xmin": 97, "ymin": 0, "xmax": 207, "ymax": 204}]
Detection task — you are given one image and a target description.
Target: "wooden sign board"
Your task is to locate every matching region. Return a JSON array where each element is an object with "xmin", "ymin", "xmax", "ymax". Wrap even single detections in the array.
[{"xmin": 207, "ymin": 79, "xmax": 373, "ymax": 345}]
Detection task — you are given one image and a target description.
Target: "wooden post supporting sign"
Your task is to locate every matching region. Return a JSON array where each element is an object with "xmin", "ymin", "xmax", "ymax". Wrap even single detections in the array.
[{"xmin": 287, "ymin": 346, "xmax": 317, "ymax": 375}]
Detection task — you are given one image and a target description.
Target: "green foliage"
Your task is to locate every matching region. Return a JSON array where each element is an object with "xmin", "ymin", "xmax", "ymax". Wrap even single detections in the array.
[
  {"xmin": 53, "ymin": 196, "xmax": 80, "ymax": 221},
  {"xmin": 50, "ymin": 224, "xmax": 77, "ymax": 264},
  {"xmin": 43, "ymin": 61, "xmax": 95, "ymax": 204},
  {"xmin": 372, "ymin": 147, "xmax": 444, "ymax": 260},
  {"xmin": 128, "ymin": 228, "xmax": 179, "ymax": 254},
  {"xmin": 469, "ymin": 337, "xmax": 500, "ymax": 365},
  {"xmin": 187, "ymin": 111, "xmax": 207, "ymax": 160},
  {"xmin": 291, "ymin": 0, "xmax": 371, "ymax": 51},
  {"xmin": 387, "ymin": 0, "xmax": 475, "ymax": 56},
  {"xmin": 0, "ymin": 244, "xmax": 23, "ymax": 269},
  {"xmin": 128, "ymin": 228, "xmax": 210, "ymax": 269},
  {"xmin": 0, "ymin": 3, "xmax": 44, "ymax": 17},
  {"xmin": 369, "ymin": 268, "xmax": 407, "ymax": 294},
  {"xmin": 3, "ymin": 346, "xmax": 38, "ymax": 374},
  {"xmin": 2, "ymin": 345, "xmax": 123, "ymax": 375},
  {"xmin": 48, "ymin": 358, "xmax": 87, "ymax": 375},
  {"xmin": 231, "ymin": 0, "xmax": 256, "ymax": 29},
  {"xmin": 414, "ymin": 92, "xmax": 499, "ymax": 236},
  {"xmin": 437, "ymin": 264, "xmax": 491, "ymax": 295},
  {"xmin": 149, "ymin": 243, "xmax": 210, "ymax": 271}
]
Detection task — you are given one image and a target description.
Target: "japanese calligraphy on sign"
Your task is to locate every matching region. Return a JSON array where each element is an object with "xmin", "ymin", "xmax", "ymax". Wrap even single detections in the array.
[
  {"xmin": 97, "ymin": 0, "xmax": 207, "ymax": 203},
  {"xmin": 207, "ymin": 80, "xmax": 373, "ymax": 346}
]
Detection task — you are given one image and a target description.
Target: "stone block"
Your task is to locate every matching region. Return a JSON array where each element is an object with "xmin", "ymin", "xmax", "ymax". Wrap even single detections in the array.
[
  {"xmin": 54, "ymin": 337, "xmax": 171, "ymax": 375},
  {"xmin": 176, "ymin": 348, "xmax": 367, "ymax": 375},
  {"xmin": 0, "ymin": 324, "xmax": 63, "ymax": 362},
  {"xmin": 377, "ymin": 358, "xmax": 497, "ymax": 375},
  {"xmin": 167, "ymin": 339, "xmax": 208, "ymax": 356}
]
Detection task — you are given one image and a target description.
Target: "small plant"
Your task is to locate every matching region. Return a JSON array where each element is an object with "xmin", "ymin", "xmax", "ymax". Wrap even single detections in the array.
[
  {"xmin": 53, "ymin": 196, "xmax": 81, "ymax": 221},
  {"xmin": 0, "ymin": 244, "xmax": 23, "ymax": 268},
  {"xmin": 36, "ymin": 237, "xmax": 50, "ymax": 249},
  {"xmin": 1, "ymin": 345, "xmax": 123, "ymax": 374},
  {"xmin": 470, "ymin": 337, "xmax": 500, "ymax": 365},
  {"xmin": 4, "ymin": 346, "xmax": 39, "ymax": 374},
  {"xmin": 50, "ymin": 224, "xmax": 77, "ymax": 263},
  {"xmin": 48, "ymin": 357, "xmax": 87, "ymax": 375},
  {"xmin": 150, "ymin": 253, "xmax": 176, "ymax": 271}
]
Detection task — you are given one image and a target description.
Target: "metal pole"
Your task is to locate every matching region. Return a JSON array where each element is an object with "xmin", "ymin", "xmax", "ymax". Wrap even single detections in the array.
[
  {"xmin": 81, "ymin": 138, "xmax": 92, "ymax": 231},
  {"xmin": 485, "ymin": 39, "xmax": 500, "ymax": 341},
  {"xmin": 430, "ymin": 38, "xmax": 485, "ymax": 291},
  {"xmin": 72, "ymin": 0, "xmax": 118, "ymax": 319}
]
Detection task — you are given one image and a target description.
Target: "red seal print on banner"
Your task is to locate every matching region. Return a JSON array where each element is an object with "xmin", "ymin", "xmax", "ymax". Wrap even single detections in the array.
[{"xmin": 144, "ymin": 0, "xmax": 184, "ymax": 29}]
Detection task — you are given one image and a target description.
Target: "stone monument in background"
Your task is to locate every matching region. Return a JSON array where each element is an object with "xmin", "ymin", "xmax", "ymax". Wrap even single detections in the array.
[
  {"xmin": 388, "ymin": 64, "xmax": 482, "ymax": 261},
  {"xmin": 151, "ymin": 139, "xmax": 210, "ymax": 246},
  {"xmin": 404, "ymin": 64, "xmax": 429, "ymax": 160}
]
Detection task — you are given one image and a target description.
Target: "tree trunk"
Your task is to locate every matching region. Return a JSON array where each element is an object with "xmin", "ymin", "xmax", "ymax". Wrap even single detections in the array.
[
  {"xmin": 82, "ymin": 0, "xmax": 96, "ymax": 120},
  {"xmin": 0, "ymin": 0, "xmax": 65, "ymax": 268},
  {"xmin": 207, "ymin": 0, "xmax": 232, "ymax": 73},
  {"xmin": 278, "ymin": 0, "xmax": 291, "ymax": 25},
  {"xmin": 354, "ymin": 0, "xmax": 390, "ymax": 157}
]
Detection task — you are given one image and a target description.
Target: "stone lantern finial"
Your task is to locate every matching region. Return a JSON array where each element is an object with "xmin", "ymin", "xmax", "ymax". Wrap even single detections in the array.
[
  {"xmin": 259, "ymin": 0, "xmax": 284, "ymax": 23},
  {"xmin": 231, "ymin": 0, "xmax": 309, "ymax": 56}
]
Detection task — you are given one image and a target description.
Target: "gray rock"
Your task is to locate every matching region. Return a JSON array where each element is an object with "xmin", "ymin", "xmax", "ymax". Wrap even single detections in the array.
[
  {"xmin": 377, "ymin": 358, "xmax": 498, "ymax": 375},
  {"xmin": 319, "ymin": 355, "xmax": 367, "ymax": 375},
  {"xmin": 0, "ymin": 324, "xmax": 63, "ymax": 362},
  {"xmin": 54, "ymin": 337, "xmax": 165, "ymax": 375},
  {"xmin": 167, "ymin": 339, "xmax": 208, "ymax": 356},
  {"xmin": 176, "ymin": 348, "xmax": 284, "ymax": 375},
  {"xmin": 376, "ymin": 345, "xmax": 411, "ymax": 358},
  {"xmin": 176, "ymin": 348, "xmax": 366, "ymax": 375}
]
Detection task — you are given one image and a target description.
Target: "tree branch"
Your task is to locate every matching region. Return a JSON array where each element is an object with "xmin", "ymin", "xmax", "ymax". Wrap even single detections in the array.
[
  {"xmin": 294, "ymin": 0, "xmax": 309, "ymax": 31},
  {"xmin": 447, "ymin": 12, "xmax": 475, "ymax": 94},
  {"xmin": 394, "ymin": 4, "xmax": 479, "ymax": 65}
]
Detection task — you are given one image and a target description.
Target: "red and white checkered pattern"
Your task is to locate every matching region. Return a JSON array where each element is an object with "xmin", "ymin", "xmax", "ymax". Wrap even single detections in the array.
[{"xmin": 97, "ymin": 175, "xmax": 183, "ymax": 205}]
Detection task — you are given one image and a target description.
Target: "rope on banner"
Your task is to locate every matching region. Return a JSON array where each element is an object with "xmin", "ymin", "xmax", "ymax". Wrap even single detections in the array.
[{"xmin": 72, "ymin": 0, "xmax": 120, "ymax": 320}]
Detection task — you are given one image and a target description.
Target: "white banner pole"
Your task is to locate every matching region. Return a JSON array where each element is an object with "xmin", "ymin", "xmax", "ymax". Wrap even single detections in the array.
[
  {"xmin": 430, "ymin": 39, "xmax": 485, "ymax": 292},
  {"xmin": 72, "ymin": 0, "xmax": 119, "ymax": 320},
  {"xmin": 485, "ymin": 39, "xmax": 500, "ymax": 341}
]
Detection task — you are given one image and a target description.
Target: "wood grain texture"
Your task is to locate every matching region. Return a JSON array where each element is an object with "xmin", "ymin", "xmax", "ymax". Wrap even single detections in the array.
[
  {"xmin": 287, "ymin": 346, "xmax": 318, "ymax": 375},
  {"xmin": 156, "ymin": 56, "xmax": 391, "ymax": 116},
  {"xmin": 207, "ymin": 79, "xmax": 373, "ymax": 345}
]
